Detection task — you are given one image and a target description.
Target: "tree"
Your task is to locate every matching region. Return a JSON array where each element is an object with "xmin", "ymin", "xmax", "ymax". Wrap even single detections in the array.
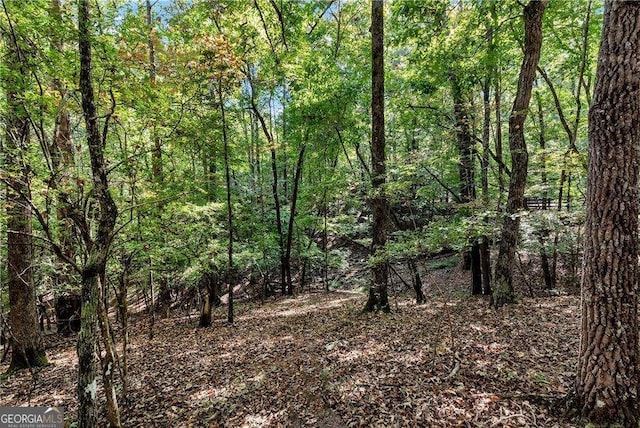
[
  {"xmin": 77, "ymin": 0, "xmax": 120, "ymax": 425},
  {"xmin": 576, "ymin": 1, "xmax": 640, "ymax": 425},
  {"xmin": 2, "ymin": 1, "xmax": 48, "ymax": 371},
  {"xmin": 491, "ymin": 0, "xmax": 547, "ymax": 308},
  {"xmin": 449, "ymin": 73, "xmax": 482, "ymax": 296},
  {"xmin": 364, "ymin": 0, "xmax": 389, "ymax": 313}
]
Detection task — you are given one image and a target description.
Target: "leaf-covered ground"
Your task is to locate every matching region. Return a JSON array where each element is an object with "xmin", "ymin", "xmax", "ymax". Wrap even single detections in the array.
[{"xmin": 1, "ymin": 262, "xmax": 580, "ymax": 427}]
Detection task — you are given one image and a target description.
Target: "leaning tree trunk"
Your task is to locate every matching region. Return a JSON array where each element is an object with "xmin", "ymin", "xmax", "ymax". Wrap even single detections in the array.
[
  {"xmin": 284, "ymin": 142, "xmax": 306, "ymax": 296},
  {"xmin": 364, "ymin": 0, "xmax": 389, "ymax": 313},
  {"xmin": 2, "ymin": 4, "xmax": 48, "ymax": 372},
  {"xmin": 576, "ymin": 1, "xmax": 640, "ymax": 425},
  {"xmin": 491, "ymin": 0, "xmax": 547, "ymax": 308}
]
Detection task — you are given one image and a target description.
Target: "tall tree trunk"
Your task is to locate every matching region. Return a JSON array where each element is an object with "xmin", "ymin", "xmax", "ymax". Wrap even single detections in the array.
[
  {"xmin": 480, "ymin": 236, "xmax": 491, "ymax": 295},
  {"xmin": 50, "ymin": 0, "xmax": 77, "ymax": 296},
  {"xmin": 450, "ymin": 76, "xmax": 476, "ymax": 203},
  {"xmin": 535, "ymin": 92, "xmax": 549, "ymax": 208},
  {"xmin": 491, "ymin": 0, "xmax": 547, "ymax": 308},
  {"xmin": 491, "ymin": 4, "xmax": 506, "ymax": 198},
  {"xmin": 146, "ymin": 0, "xmax": 171, "ymax": 318},
  {"xmin": 479, "ymin": 15, "xmax": 495, "ymax": 297},
  {"xmin": 78, "ymin": 1, "xmax": 120, "ymax": 425},
  {"xmin": 147, "ymin": 0, "xmax": 162, "ymax": 180},
  {"xmin": 248, "ymin": 78, "xmax": 286, "ymax": 296},
  {"xmin": 481, "ymin": 78, "xmax": 491, "ymax": 199},
  {"xmin": 2, "ymin": 2, "xmax": 48, "ymax": 372},
  {"xmin": 450, "ymin": 74, "xmax": 481, "ymax": 295},
  {"xmin": 97, "ymin": 273, "xmax": 121, "ymax": 428},
  {"xmin": 219, "ymin": 81, "xmax": 234, "ymax": 324},
  {"xmin": 77, "ymin": 271, "xmax": 99, "ymax": 427},
  {"xmin": 547, "ymin": 0, "xmax": 592, "ymax": 212},
  {"xmin": 576, "ymin": 2, "xmax": 640, "ymax": 425},
  {"xmin": 284, "ymin": 142, "xmax": 306, "ymax": 296},
  {"xmin": 535, "ymin": 92, "xmax": 556, "ymax": 289},
  {"xmin": 364, "ymin": 0, "xmax": 389, "ymax": 313}
]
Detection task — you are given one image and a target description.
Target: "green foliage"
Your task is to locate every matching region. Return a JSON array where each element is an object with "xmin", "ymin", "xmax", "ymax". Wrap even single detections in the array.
[{"xmin": 0, "ymin": 0, "xmax": 602, "ymax": 307}]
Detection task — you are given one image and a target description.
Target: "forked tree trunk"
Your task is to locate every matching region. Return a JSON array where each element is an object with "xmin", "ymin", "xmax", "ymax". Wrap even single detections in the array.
[
  {"xmin": 364, "ymin": 0, "xmax": 389, "ymax": 313},
  {"xmin": 78, "ymin": 1, "xmax": 120, "ymax": 425},
  {"xmin": 576, "ymin": 2, "xmax": 640, "ymax": 425},
  {"xmin": 491, "ymin": 0, "xmax": 547, "ymax": 308}
]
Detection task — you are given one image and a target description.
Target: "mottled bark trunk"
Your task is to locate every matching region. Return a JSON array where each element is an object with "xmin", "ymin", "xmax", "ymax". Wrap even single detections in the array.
[
  {"xmin": 78, "ymin": 1, "xmax": 120, "ymax": 425},
  {"xmin": 77, "ymin": 270, "xmax": 99, "ymax": 428},
  {"xmin": 576, "ymin": 2, "xmax": 640, "ymax": 425},
  {"xmin": 117, "ymin": 255, "xmax": 131, "ymax": 397},
  {"xmin": 364, "ymin": 0, "xmax": 389, "ymax": 313},
  {"xmin": 492, "ymin": 0, "xmax": 547, "ymax": 308},
  {"xmin": 97, "ymin": 274, "xmax": 121, "ymax": 428},
  {"xmin": 3, "ymin": 6, "xmax": 47, "ymax": 372}
]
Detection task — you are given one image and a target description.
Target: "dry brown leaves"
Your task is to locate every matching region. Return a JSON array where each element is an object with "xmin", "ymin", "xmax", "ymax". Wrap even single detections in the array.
[{"xmin": 1, "ymin": 270, "xmax": 580, "ymax": 427}]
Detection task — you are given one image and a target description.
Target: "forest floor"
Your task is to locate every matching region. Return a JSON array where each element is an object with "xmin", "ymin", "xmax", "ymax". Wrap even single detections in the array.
[{"xmin": 1, "ymin": 255, "xmax": 581, "ymax": 427}]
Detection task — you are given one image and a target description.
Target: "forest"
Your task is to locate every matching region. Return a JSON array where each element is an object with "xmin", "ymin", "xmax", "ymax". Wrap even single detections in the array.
[{"xmin": 1, "ymin": 0, "xmax": 640, "ymax": 427}]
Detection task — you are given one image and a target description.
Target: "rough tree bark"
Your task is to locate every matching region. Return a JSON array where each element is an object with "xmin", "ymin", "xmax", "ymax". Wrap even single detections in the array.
[
  {"xmin": 491, "ymin": 0, "xmax": 547, "ymax": 308},
  {"xmin": 576, "ymin": 1, "xmax": 640, "ymax": 425},
  {"xmin": 364, "ymin": 0, "xmax": 389, "ymax": 313},
  {"xmin": 450, "ymin": 74, "xmax": 482, "ymax": 296},
  {"xmin": 2, "ymin": 9, "xmax": 48, "ymax": 370},
  {"xmin": 78, "ymin": 0, "xmax": 120, "ymax": 425}
]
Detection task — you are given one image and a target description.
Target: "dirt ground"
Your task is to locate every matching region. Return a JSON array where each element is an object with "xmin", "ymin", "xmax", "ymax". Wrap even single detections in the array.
[{"xmin": 1, "ymin": 258, "xmax": 581, "ymax": 427}]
